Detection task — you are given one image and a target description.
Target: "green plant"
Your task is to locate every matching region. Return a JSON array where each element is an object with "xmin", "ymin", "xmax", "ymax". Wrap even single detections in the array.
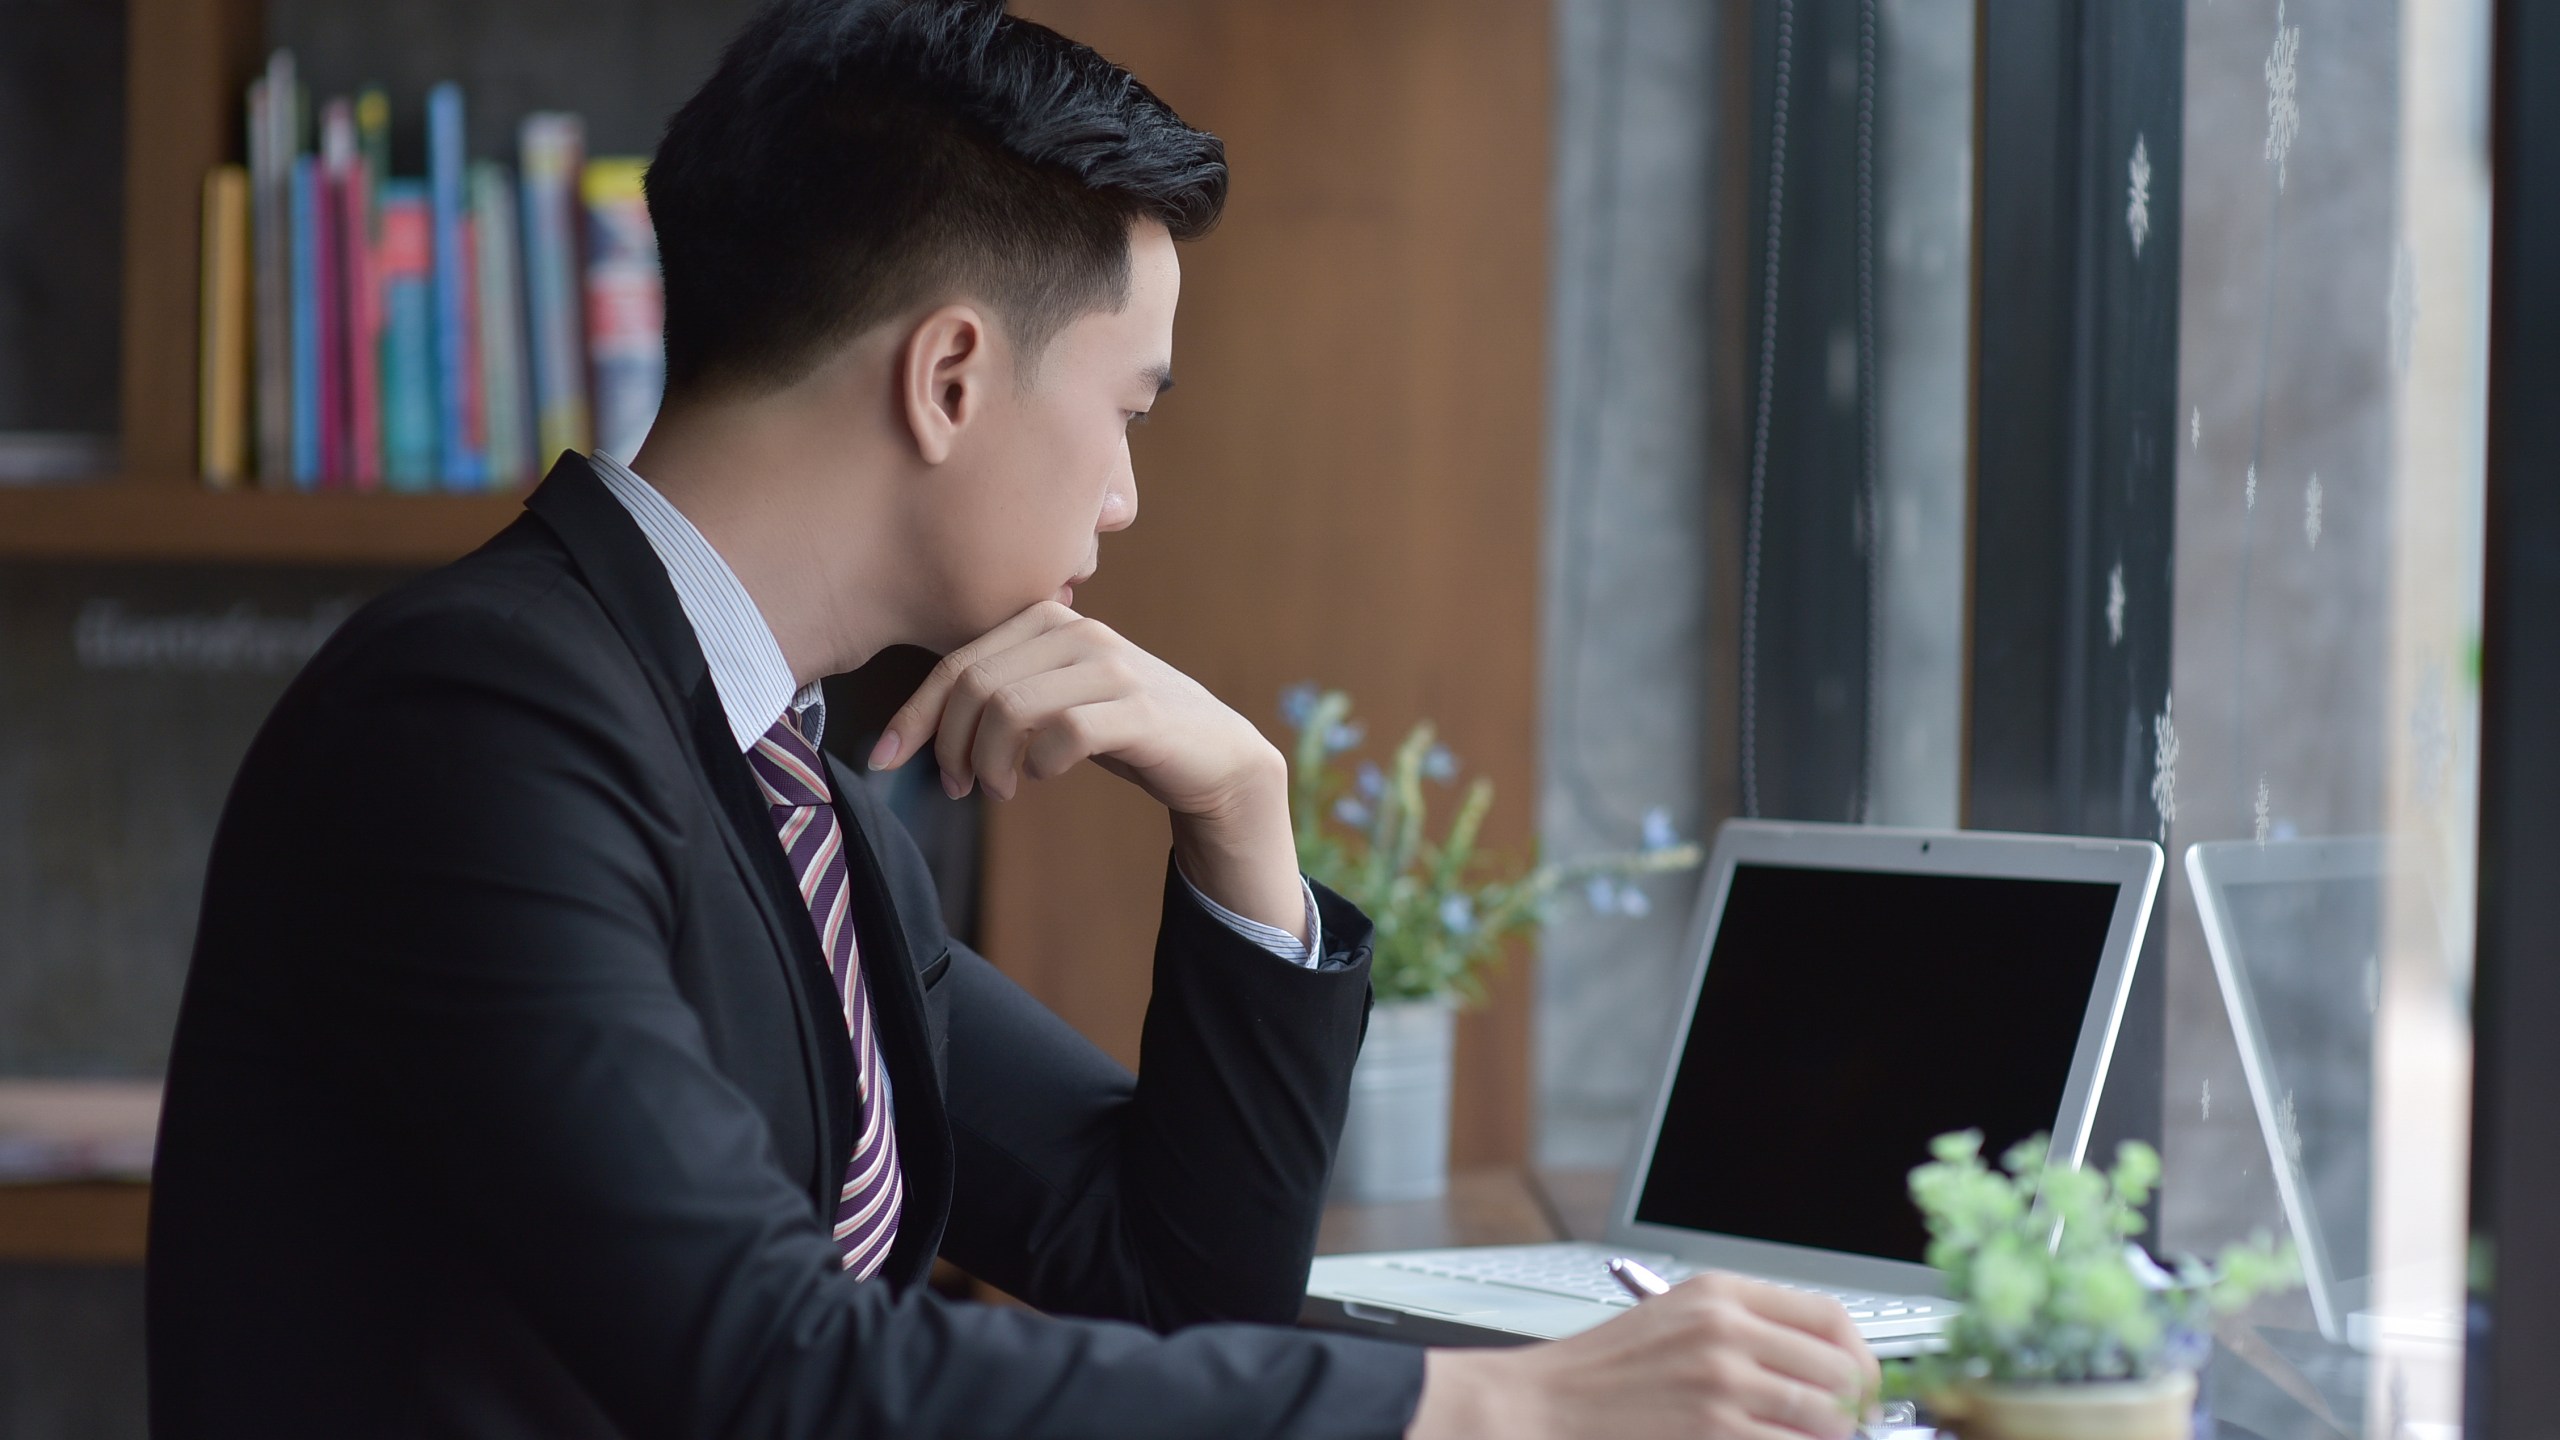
[
  {"xmin": 1885, "ymin": 1130, "xmax": 2297, "ymax": 1398},
  {"xmin": 1279, "ymin": 684, "xmax": 1702, "ymax": 1003}
]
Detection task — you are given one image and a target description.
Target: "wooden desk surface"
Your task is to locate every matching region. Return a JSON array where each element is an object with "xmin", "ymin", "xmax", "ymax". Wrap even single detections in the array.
[{"xmin": 0, "ymin": 1167, "xmax": 1624, "ymax": 1268}]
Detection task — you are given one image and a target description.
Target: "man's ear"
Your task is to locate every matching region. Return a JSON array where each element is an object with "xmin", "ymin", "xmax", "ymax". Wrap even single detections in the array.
[{"xmin": 897, "ymin": 304, "xmax": 996, "ymax": 465}]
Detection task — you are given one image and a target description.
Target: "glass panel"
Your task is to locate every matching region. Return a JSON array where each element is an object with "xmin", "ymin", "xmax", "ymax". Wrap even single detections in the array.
[
  {"xmin": 1867, "ymin": 0, "xmax": 1973, "ymax": 830},
  {"xmin": 2165, "ymin": 1, "xmax": 2487, "ymax": 1435}
]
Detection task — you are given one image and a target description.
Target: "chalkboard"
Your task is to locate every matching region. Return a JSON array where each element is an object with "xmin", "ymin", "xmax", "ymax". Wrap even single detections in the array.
[{"xmin": 0, "ymin": 562, "xmax": 404, "ymax": 1076}]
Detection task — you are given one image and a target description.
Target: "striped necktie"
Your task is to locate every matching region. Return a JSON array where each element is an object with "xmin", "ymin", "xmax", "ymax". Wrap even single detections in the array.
[{"xmin": 746, "ymin": 710, "xmax": 903, "ymax": 1278}]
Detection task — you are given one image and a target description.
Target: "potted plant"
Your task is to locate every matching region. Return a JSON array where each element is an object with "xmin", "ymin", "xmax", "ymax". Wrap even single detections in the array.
[
  {"xmin": 1886, "ymin": 1129, "xmax": 2297, "ymax": 1440},
  {"xmin": 1280, "ymin": 684, "xmax": 1702, "ymax": 1203}
]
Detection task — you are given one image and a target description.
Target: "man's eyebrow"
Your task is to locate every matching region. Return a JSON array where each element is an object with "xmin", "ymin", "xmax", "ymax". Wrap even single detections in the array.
[{"xmin": 1142, "ymin": 365, "xmax": 1176, "ymax": 396}]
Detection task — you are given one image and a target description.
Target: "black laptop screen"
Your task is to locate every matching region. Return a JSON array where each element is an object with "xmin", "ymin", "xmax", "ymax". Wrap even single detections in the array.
[{"xmin": 1632, "ymin": 862, "xmax": 2124, "ymax": 1264}]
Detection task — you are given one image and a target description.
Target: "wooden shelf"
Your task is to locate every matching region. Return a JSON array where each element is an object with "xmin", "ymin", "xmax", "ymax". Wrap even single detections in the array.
[
  {"xmin": 0, "ymin": 477, "xmax": 527, "ymax": 566},
  {"xmin": 0, "ymin": 1182, "xmax": 150, "ymax": 1264}
]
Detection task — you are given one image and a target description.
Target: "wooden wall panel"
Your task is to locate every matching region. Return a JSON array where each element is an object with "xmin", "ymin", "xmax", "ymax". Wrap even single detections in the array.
[{"xmin": 991, "ymin": 0, "xmax": 1552, "ymax": 1166}]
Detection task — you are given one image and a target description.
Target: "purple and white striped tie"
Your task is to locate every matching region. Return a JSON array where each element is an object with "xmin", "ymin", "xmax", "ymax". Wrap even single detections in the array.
[{"xmin": 746, "ymin": 711, "xmax": 903, "ymax": 1278}]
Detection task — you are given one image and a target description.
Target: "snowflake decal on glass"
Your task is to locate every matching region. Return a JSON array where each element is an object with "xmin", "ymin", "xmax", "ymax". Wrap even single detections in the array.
[
  {"xmin": 2126, "ymin": 134, "xmax": 2152, "ymax": 256},
  {"xmin": 2192, "ymin": 406, "xmax": 2201, "ymax": 450},
  {"xmin": 2265, "ymin": 0, "xmax": 2301, "ymax": 191},
  {"xmin": 2246, "ymin": 463, "xmax": 2258, "ymax": 513},
  {"xmin": 2201, "ymin": 1079, "xmax": 2213, "ymax": 1121},
  {"xmin": 2254, "ymin": 776, "xmax": 2272, "ymax": 844},
  {"xmin": 2151, "ymin": 696, "xmax": 2179, "ymax": 831},
  {"xmin": 2304, "ymin": 472, "xmax": 2323, "ymax": 548},
  {"xmin": 2106, "ymin": 563, "xmax": 2126, "ymax": 646}
]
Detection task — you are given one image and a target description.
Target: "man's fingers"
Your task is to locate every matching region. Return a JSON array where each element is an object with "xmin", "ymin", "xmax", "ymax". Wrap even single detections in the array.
[
  {"xmin": 928, "ymin": 622, "xmax": 1125, "ymax": 796},
  {"xmin": 965, "ymin": 666, "xmax": 1133, "ymax": 799},
  {"xmin": 1726, "ymin": 1367, "xmax": 1861, "ymax": 1440},
  {"xmin": 1731, "ymin": 1282, "xmax": 1878, "ymax": 1393},
  {"xmin": 1021, "ymin": 699, "xmax": 1146, "ymax": 787},
  {"xmin": 869, "ymin": 602, "xmax": 1081, "ymax": 771},
  {"xmin": 1731, "ymin": 1308, "xmax": 1869, "ymax": 1402}
]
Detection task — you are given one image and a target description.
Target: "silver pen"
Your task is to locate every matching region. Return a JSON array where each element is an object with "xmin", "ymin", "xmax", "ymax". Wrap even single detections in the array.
[{"xmin": 1607, "ymin": 1255, "xmax": 1673, "ymax": 1300}]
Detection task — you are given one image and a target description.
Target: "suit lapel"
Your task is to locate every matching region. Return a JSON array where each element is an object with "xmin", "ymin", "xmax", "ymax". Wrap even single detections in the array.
[{"xmin": 523, "ymin": 455, "xmax": 857, "ymax": 1217}]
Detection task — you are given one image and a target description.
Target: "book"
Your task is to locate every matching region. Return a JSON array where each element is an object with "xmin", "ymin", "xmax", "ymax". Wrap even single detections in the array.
[
  {"xmin": 470, "ymin": 161, "xmax": 534, "ymax": 489},
  {"xmin": 289, "ymin": 154, "xmax": 320, "ymax": 489},
  {"xmin": 378, "ymin": 182, "xmax": 439, "ymax": 490},
  {"xmin": 248, "ymin": 51, "xmax": 299, "ymax": 487},
  {"xmin": 581, "ymin": 158, "xmax": 663, "ymax": 466},
  {"xmin": 324, "ymin": 98, "xmax": 383, "ymax": 491},
  {"xmin": 519, "ymin": 113, "xmax": 591, "ymax": 468},
  {"xmin": 356, "ymin": 87, "xmax": 391, "ymax": 222},
  {"xmin": 427, "ymin": 82, "xmax": 486, "ymax": 489},
  {"xmin": 315, "ymin": 145, "xmax": 346, "ymax": 487},
  {"xmin": 197, "ymin": 166, "xmax": 251, "ymax": 487}
]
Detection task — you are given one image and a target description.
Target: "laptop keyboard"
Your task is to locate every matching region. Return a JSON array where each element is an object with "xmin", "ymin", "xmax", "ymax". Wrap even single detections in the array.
[{"xmin": 1381, "ymin": 1245, "xmax": 1943, "ymax": 1322}]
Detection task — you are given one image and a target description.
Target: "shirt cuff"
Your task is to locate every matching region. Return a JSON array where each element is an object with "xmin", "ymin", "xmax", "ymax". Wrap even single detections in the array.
[{"xmin": 1177, "ymin": 867, "xmax": 1325, "ymax": 968}]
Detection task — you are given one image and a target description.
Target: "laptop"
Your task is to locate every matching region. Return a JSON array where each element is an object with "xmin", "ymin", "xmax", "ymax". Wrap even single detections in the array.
[
  {"xmin": 2186, "ymin": 837, "xmax": 2463, "ymax": 1351},
  {"xmin": 1304, "ymin": 819, "xmax": 2163, "ymax": 1355}
]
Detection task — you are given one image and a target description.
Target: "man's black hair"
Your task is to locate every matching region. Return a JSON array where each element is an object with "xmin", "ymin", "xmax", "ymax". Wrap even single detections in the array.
[{"xmin": 647, "ymin": 0, "xmax": 1227, "ymax": 397}]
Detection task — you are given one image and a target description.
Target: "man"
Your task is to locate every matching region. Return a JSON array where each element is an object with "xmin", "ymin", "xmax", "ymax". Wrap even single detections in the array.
[{"xmin": 148, "ymin": 1, "xmax": 1876, "ymax": 1435}]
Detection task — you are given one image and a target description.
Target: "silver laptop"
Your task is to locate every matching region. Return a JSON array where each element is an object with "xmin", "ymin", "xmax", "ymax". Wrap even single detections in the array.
[
  {"xmin": 2187, "ymin": 837, "xmax": 2463, "ymax": 1351},
  {"xmin": 1304, "ymin": 820, "xmax": 2163, "ymax": 1354}
]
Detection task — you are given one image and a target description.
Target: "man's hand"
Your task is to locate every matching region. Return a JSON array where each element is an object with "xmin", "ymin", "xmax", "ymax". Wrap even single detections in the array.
[
  {"xmin": 867, "ymin": 601, "xmax": 1306, "ymax": 941},
  {"xmin": 1407, "ymin": 1273, "xmax": 1880, "ymax": 1440}
]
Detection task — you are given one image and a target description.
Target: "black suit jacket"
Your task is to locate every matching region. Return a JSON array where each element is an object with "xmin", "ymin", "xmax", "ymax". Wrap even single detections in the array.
[{"xmin": 147, "ymin": 455, "xmax": 1426, "ymax": 1438}]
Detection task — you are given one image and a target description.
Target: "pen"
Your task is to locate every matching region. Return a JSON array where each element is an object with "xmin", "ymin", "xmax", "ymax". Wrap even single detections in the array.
[{"xmin": 1607, "ymin": 1256, "xmax": 1673, "ymax": 1301}]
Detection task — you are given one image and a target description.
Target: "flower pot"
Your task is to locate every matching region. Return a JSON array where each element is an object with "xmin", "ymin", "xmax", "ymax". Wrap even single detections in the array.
[
  {"xmin": 1933, "ymin": 1372, "xmax": 2199, "ymax": 1440},
  {"xmin": 1328, "ymin": 997, "xmax": 1455, "ymax": 1204}
]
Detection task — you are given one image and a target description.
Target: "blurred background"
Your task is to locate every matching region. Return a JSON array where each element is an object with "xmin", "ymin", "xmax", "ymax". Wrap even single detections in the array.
[{"xmin": 0, "ymin": 0, "xmax": 2534, "ymax": 1436}]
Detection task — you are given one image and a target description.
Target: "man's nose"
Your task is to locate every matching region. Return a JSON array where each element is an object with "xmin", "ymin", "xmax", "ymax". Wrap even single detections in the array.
[{"xmin": 1100, "ymin": 478, "xmax": 1137, "ymax": 532}]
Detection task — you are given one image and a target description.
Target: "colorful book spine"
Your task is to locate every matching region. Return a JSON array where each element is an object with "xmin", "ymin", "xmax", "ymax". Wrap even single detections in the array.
[
  {"xmin": 198, "ymin": 166, "xmax": 251, "ymax": 487},
  {"xmin": 248, "ymin": 50, "xmax": 299, "ymax": 487},
  {"xmin": 519, "ymin": 113, "xmax": 590, "ymax": 468},
  {"xmin": 470, "ymin": 160, "xmax": 534, "ymax": 489},
  {"xmin": 290, "ymin": 155, "xmax": 321, "ymax": 489},
  {"xmin": 427, "ymin": 82, "xmax": 486, "ymax": 489},
  {"xmin": 315, "ymin": 148, "xmax": 347, "ymax": 487},
  {"xmin": 581, "ymin": 158, "xmax": 664, "ymax": 466},
  {"xmin": 379, "ymin": 182, "xmax": 440, "ymax": 490},
  {"xmin": 326, "ymin": 98, "xmax": 383, "ymax": 491},
  {"xmin": 356, "ymin": 87, "xmax": 391, "ymax": 223}
]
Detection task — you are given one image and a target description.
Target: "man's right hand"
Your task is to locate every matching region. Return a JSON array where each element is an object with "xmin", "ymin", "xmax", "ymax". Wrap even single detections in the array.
[{"xmin": 1404, "ymin": 1272, "xmax": 1880, "ymax": 1440}]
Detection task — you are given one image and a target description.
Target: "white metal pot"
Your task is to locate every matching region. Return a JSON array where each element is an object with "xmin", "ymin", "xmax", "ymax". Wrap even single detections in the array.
[{"xmin": 1328, "ymin": 996, "xmax": 1456, "ymax": 1204}]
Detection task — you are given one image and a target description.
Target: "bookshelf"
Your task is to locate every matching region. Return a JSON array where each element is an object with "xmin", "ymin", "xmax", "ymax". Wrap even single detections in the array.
[
  {"xmin": 14, "ymin": 0, "xmax": 532, "ymax": 567},
  {"xmin": 0, "ymin": 479, "xmax": 523, "ymax": 564}
]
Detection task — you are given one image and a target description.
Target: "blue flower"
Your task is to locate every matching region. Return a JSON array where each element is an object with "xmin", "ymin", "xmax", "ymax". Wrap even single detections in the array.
[
  {"xmin": 1356, "ymin": 763, "xmax": 1386, "ymax": 799},
  {"xmin": 1334, "ymin": 796, "xmax": 1373, "ymax": 827},
  {"xmin": 1324, "ymin": 721, "xmax": 1366, "ymax": 754},
  {"xmin": 1641, "ymin": 807, "xmax": 1679, "ymax": 853},
  {"xmin": 1279, "ymin": 682, "xmax": 1320, "ymax": 730},
  {"xmin": 1618, "ymin": 885, "xmax": 1652, "ymax": 918},
  {"xmin": 1439, "ymin": 894, "xmax": 1477, "ymax": 934},
  {"xmin": 1585, "ymin": 877, "xmax": 1619, "ymax": 914},
  {"xmin": 1423, "ymin": 745, "xmax": 1459, "ymax": 783}
]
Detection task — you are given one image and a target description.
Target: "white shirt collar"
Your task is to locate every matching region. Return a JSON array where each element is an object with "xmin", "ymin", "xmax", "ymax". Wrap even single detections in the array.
[{"xmin": 589, "ymin": 452, "xmax": 827, "ymax": 753}]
